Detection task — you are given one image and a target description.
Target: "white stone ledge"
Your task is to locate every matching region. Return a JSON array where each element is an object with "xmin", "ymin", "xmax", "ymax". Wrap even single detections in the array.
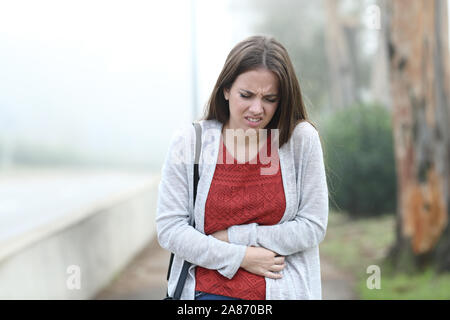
[{"xmin": 0, "ymin": 169, "xmax": 161, "ymax": 299}]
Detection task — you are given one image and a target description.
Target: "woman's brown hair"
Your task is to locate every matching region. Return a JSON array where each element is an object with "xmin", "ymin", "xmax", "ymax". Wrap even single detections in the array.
[{"xmin": 200, "ymin": 34, "xmax": 316, "ymax": 148}]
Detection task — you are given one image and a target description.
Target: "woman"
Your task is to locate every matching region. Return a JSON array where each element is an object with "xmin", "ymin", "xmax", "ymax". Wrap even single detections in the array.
[{"xmin": 156, "ymin": 35, "xmax": 329, "ymax": 300}]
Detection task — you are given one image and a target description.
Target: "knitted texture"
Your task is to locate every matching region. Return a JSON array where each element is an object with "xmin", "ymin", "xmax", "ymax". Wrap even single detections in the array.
[{"xmin": 195, "ymin": 132, "xmax": 286, "ymax": 299}]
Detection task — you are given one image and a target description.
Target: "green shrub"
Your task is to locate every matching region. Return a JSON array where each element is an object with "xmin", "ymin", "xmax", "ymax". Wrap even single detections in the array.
[{"xmin": 321, "ymin": 103, "xmax": 397, "ymax": 217}]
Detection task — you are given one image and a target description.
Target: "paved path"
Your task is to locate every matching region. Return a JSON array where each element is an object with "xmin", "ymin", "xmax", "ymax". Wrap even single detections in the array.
[
  {"xmin": 95, "ymin": 238, "xmax": 170, "ymax": 300},
  {"xmin": 320, "ymin": 254, "xmax": 357, "ymax": 300},
  {"xmin": 95, "ymin": 238, "xmax": 358, "ymax": 300}
]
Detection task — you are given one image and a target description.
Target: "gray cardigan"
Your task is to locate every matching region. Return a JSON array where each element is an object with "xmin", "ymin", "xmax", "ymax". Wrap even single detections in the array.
[{"xmin": 156, "ymin": 119, "xmax": 329, "ymax": 299}]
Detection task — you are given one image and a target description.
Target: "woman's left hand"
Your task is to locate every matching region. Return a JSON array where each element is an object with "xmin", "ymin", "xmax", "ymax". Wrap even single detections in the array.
[{"xmin": 211, "ymin": 229, "xmax": 229, "ymax": 243}]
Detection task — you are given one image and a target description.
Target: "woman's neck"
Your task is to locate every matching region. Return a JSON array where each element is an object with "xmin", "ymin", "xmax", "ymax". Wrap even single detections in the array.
[{"xmin": 222, "ymin": 123, "xmax": 260, "ymax": 148}]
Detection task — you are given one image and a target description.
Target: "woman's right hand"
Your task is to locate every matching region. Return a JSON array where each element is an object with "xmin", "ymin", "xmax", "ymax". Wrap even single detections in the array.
[{"xmin": 240, "ymin": 246, "xmax": 285, "ymax": 279}]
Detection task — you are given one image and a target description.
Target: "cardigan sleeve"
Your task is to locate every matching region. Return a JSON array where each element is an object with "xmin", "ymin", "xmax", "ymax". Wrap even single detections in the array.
[
  {"xmin": 227, "ymin": 127, "xmax": 329, "ymax": 256},
  {"xmin": 156, "ymin": 124, "xmax": 247, "ymax": 279}
]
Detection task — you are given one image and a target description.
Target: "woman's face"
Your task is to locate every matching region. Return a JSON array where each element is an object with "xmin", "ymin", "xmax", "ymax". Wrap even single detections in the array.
[{"xmin": 223, "ymin": 68, "xmax": 279, "ymax": 134}]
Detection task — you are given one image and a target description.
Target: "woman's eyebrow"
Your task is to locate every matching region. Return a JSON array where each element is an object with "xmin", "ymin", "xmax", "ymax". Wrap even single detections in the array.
[{"xmin": 240, "ymin": 89, "xmax": 278, "ymax": 97}]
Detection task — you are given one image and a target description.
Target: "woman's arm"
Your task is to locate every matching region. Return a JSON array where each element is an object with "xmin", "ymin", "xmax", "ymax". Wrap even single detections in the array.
[
  {"xmin": 224, "ymin": 128, "xmax": 329, "ymax": 256},
  {"xmin": 156, "ymin": 125, "xmax": 246, "ymax": 279}
]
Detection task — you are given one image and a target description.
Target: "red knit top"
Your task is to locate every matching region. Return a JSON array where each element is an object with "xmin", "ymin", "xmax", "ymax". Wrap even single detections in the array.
[{"xmin": 195, "ymin": 131, "xmax": 286, "ymax": 300}]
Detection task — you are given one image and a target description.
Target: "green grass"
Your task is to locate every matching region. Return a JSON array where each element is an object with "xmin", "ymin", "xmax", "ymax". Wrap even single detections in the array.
[
  {"xmin": 358, "ymin": 266, "xmax": 450, "ymax": 300},
  {"xmin": 320, "ymin": 211, "xmax": 450, "ymax": 299},
  {"xmin": 320, "ymin": 211, "xmax": 395, "ymax": 274}
]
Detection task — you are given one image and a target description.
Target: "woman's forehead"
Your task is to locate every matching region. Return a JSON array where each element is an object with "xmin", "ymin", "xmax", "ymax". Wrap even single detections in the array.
[{"xmin": 233, "ymin": 69, "xmax": 279, "ymax": 92}]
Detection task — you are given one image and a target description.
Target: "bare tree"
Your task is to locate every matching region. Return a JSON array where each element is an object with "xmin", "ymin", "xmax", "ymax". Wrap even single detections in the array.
[{"xmin": 386, "ymin": 0, "xmax": 450, "ymax": 272}]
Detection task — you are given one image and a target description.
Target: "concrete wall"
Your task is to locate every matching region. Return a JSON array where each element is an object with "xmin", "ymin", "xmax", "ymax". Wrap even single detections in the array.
[{"xmin": 0, "ymin": 174, "xmax": 160, "ymax": 299}]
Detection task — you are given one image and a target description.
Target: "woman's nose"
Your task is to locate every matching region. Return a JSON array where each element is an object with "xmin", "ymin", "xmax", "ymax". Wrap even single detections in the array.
[{"xmin": 249, "ymin": 99, "xmax": 264, "ymax": 114}]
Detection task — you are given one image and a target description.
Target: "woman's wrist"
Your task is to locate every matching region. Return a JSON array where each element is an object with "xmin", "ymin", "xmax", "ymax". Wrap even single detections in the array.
[
  {"xmin": 211, "ymin": 223, "xmax": 258, "ymax": 246},
  {"xmin": 211, "ymin": 229, "xmax": 229, "ymax": 242},
  {"xmin": 228, "ymin": 223, "xmax": 258, "ymax": 246}
]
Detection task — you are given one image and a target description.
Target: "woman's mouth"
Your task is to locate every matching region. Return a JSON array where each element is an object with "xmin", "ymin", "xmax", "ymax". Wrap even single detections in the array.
[{"xmin": 245, "ymin": 117, "xmax": 262, "ymax": 127}]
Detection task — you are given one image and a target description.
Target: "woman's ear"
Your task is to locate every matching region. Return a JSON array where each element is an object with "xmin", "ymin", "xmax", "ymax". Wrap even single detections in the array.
[{"xmin": 223, "ymin": 87, "xmax": 230, "ymax": 101}]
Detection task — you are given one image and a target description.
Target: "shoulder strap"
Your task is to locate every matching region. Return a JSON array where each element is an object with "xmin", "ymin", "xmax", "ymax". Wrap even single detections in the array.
[
  {"xmin": 166, "ymin": 121, "xmax": 202, "ymax": 299},
  {"xmin": 192, "ymin": 121, "xmax": 202, "ymax": 223}
]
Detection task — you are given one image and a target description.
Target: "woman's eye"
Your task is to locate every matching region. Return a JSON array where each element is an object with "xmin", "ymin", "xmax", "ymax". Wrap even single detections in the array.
[{"xmin": 239, "ymin": 93, "xmax": 276, "ymax": 102}]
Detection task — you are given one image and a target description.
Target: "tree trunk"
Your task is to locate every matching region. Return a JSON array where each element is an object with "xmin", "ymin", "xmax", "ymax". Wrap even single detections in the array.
[
  {"xmin": 323, "ymin": 0, "xmax": 358, "ymax": 109},
  {"xmin": 386, "ymin": 0, "xmax": 450, "ymax": 273}
]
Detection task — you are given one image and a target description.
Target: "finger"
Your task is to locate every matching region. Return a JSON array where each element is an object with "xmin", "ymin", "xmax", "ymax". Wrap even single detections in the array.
[
  {"xmin": 274, "ymin": 256, "xmax": 285, "ymax": 265},
  {"xmin": 264, "ymin": 271, "xmax": 283, "ymax": 279},
  {"xmin": 268, "ymin": 264, "xmax": 285, "ymax": 272}
]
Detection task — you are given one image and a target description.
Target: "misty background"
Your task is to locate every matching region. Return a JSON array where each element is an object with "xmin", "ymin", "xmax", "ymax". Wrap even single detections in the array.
[
  {"xmin": 0, "ymin": 0, "xmax": 251, "ymax": 172},
  {"xmin": 1, "ymin": 0, "xmax": 449, "ymax": 172}
]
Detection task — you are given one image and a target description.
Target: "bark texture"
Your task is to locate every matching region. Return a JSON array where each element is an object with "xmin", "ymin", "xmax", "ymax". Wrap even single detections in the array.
[{"xmin": 387, "ymin": 0, "xmax": 450, "ymax": 272}]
